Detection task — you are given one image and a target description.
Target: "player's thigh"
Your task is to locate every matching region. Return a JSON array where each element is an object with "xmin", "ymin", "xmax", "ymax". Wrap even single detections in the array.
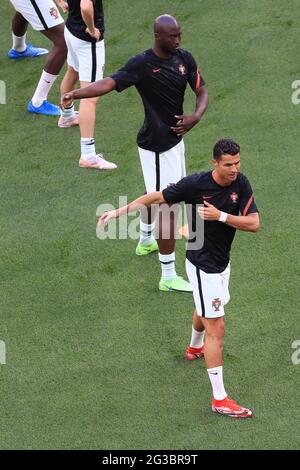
[
  {"xmin": 10, "ymin": 0, "xmax": 64, "ymax": 31},
  {"xmin": 201, "ymin": 316, "xmax": 225, "ymax": 339},
  {"xmin": 64, "ymin": 27, "xmax": 80, "ymax": 72},
  {"xmin": 179, "ymin": 139, "xmax": 187, "ymax": 177},
  {"xmin": 160, "ymin": 140, "xmax": 186, "ymax": 189},
  {"xmin": 185, "ymin": 259, "xmax": 225, "ymax": 318},
  {"xmin": 221, "ymin": 263, "xmax": 231, "ymax": 305},
  {"xmin": 138, "ymin": 140, "xmax": 186, "ymax": 193},
  {"xmin": 77, "ymin": 40, "xmax": 105, "ymax": 83},
  {"xmin": 138, "ymin": 147, "xmax": 157, "ymax": 193}
]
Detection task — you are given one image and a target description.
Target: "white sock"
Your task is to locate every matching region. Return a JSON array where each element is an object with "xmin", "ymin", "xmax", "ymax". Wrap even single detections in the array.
[
  {"xmin": 81, "ymin": 138, "xmax": 97, "ymax": 163},
  {"xmin": 139, "ymin": 221, "xmax": 155, "ymax": 245},
  {"xmin": 61, "ymin": 103, "xmax": 76, "ymax": 119},
  {"xmin": 159, "ymin": 252, "xmax": 176, "ymax": 280},
  {"xmin": 31, "ymin": 71, "xmax": 58, "ymax": 107},
  {"xmin": 190, "ymin": 327, "xmax": 205, "ymax": 348},
  {"xmin": 207, "ymin": 366, "xmax": 227, "ymax": 400},
  {"xmin": 12, "ymin": 33, "xmax": 26, "ymax": 52}
]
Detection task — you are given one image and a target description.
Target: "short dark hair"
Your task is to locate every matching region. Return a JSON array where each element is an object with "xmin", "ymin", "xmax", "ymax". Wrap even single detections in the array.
[{"xmin": 213, "ymin": 139, "xmax": 240, "ymax": 160}]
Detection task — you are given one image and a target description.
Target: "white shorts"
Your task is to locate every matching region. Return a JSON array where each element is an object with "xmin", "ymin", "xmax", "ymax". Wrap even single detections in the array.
[
  {"xmin": 64, "ymin": 27, "xmax": 105, "ymax": 83},
  {"xmin": 138, "ymin": 140, "xmax": 186, "ymax": 193},
  {"xmin": 10, "ymin": 0, "xmax": 64, "ymax": 31},
  {"xmin": 186, "ymin": 259, "xmax": 231, "ymax": 319}
]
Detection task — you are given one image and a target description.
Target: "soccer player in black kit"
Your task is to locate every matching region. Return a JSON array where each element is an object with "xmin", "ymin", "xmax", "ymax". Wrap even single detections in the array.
[
  {"xmin": 98, "ymin": 139, "xmax": 260, "ymax": 418},
  {"xmin": 59, "ymin": 0, "xmax": 117, "ymax": 170},
  {"xmin": 61, "ymin": 14, "xmax": 209, "ymax": 293}
]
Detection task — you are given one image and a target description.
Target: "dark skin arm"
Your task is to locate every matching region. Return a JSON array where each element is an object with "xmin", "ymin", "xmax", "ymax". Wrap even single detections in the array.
[
  {"xmin": 60, "ymin": 77, "xmax": 117, "ymax": 108},
  {"xmin": 171, "ymin": 85, "xmax": 208, "ymax": 136}
]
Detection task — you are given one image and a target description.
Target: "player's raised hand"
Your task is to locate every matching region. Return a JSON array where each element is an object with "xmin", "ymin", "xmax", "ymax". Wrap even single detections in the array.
[
  {"xmin": 170, "ymin": 114, "xmax": 199, "ymax": 136},
  {"xmin": 85, "ymin": 27, "xmax": 101, "ymax": 42},
  {"xmin": 198, "ymin": 200, "xmax": 220, "ymax": 221},
  {"xmin": 97, "ymin": 210, "xmax": 117, "ymax": 227},
  {"xmin": 60, "ymin": 92, "xmax": 74, "ymax": 110},
  {"xmin": 56, "ymin": 0, "xmax": 69, "ymax": 13}
]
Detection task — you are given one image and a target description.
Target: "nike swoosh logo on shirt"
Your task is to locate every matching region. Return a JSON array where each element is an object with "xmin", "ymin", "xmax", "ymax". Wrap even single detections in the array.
[{"xmin": 152, "ymin": 68, "xmax": 161, "ymax": 73}]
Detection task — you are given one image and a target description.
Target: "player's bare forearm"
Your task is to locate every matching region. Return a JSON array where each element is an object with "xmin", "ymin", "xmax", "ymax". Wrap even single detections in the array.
[
  {"xmin": 81, "ymin": 0, "xmax": 100, "ymax": 39},
  {"xmin": 61, "ymin": 78, "xmax": 116, "ymax": 108},
  {"xmin": 171, "ymin": 86, "xmax": 208, "ymax": 136},
  {"xmin": 194, "ymin": 86, "xmax": 209, "ymax": 122},
  {"xmin": 118, "ymin": 191, "xmax": 165, "ymax": 216},
  {"xmin": 198, "ymin": 201, "xmax": 260, "ymax": 232},
  {"xmin": 225, "ymin": 213, "xmax": 260, "ymax": 232},
  {"xmin": 81, "ymin": 0, "xmax": 95, "ymax": 31},
  {"xmin": 72, "ymin": 77, "xmax": 116, "ymax": 99},
  {"xmin": 98, "ymin": 192, "xmax": 165, "ymax": 226},
  {"xmin": 74, "ymin": 78, "xmax": 116, "ymax": 99}
]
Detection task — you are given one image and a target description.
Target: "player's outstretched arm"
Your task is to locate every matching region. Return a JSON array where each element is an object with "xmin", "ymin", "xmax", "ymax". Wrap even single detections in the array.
[
  {"xmin": 61, "ymin": 77, "xmax": 117, "ymax": 109},
  {"xmin": 98, "ymin": 191, "xmax": 165, "ymax": 227},
  {"xmin": 171, "ymin": 85, "xmax": 208, "ymax": 136},
  {"xmin": 198, "ymin": 201, "xmax": 260, "ymax": 233}
]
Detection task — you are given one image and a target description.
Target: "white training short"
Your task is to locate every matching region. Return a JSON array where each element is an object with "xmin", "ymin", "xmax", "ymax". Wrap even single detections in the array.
[
  {"xmin": 10, "ymin": 0, "xmax": 64, "ymax": 31},
  {"xmin": 64, "ymin": 27, "xmax": 105, "ymax": 83},
  {"xmin": 186, "ymin": 259, "xmax": 231, "ymax": 319},
  {"xmin": 138, "ymin": 140, "xmax": 186, "ymax": 193}
]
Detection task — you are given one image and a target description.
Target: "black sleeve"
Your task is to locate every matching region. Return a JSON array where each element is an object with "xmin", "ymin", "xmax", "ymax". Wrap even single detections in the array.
[
  {"xmin": 162, "ymin": 176, "xmax": 194, "ymax": 204},
  {"xmin": 110, "ymin": 55, "xmax": 144, "ymax": 92},
  {"xmin": 239, "ymin": 176, "xmax": 258, "ymax": 215},
  {"xmin": 185, "ymin": 52, "xmax": 206, "ymax": 93}
]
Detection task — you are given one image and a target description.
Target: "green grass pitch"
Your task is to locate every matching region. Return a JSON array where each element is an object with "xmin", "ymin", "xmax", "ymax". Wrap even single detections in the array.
[{"xmin": 0, "ymin": 0, "xmax": 299, "ymax": 450}]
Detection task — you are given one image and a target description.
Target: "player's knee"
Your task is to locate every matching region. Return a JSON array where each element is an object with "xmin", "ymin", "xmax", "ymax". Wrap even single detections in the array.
[
  {"xmin": 66, "ymin": 65, "xmax": 78, "ymax": 80},
  {"xmin": 205, "ymin": 316, "xmax": 225, "ymax": 339},
  {"xmin": 218, "ymin": 316, "xmax": 225, "ymax": 338},
  {"xmin": 57, "ymin": 37, "xmax": 67, "ymax": 56},
  {"xmin": 51, "ymin": 29, "xmax": 67, "ymax": 53}
]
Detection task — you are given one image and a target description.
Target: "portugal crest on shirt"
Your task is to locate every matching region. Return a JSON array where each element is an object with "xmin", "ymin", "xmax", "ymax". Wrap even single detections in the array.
[
  {"xmin": 178, "ymin": 64, "xmax": 186, "ymax": 75},
  {"xmin": 230, "ymin": 192, "xmax": 239, "ymax": 203}
]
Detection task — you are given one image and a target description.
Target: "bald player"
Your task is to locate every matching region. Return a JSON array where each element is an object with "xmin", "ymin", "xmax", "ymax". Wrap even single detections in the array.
[{"xmin": 61, "ymin": 14, "xmax": 208, "ymax": 292}]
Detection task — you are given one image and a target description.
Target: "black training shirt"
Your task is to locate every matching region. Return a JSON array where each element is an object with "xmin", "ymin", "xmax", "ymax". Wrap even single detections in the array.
[
  {"xmin": 162, "ymin": 171, "xmax": 258, "ymax": 273},
  {"xmin": 66, "ymin": 0, "xmax": 104, "ymax": 42},
  {"xmin": 110, "ymin": 48, "xmax": 205, "ymax": 153}
]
